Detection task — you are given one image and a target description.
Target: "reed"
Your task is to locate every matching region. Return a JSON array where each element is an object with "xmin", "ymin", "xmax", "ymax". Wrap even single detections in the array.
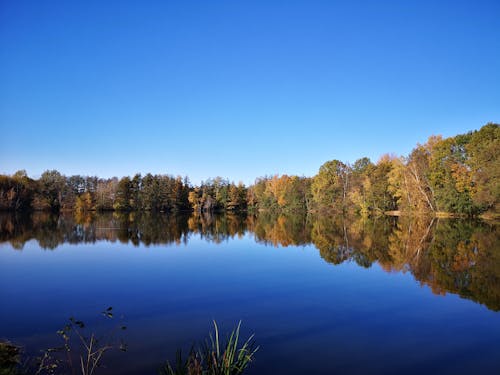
[{"xmin": 161, "ymin": 321, "xmax": 258, "ymax": 375}]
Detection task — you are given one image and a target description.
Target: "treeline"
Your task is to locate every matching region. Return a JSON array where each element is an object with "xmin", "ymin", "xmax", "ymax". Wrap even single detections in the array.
[
  {"xmin": 0, "ymin": 173, "xmax": 247, "ymax": 213},
  {"xmin": 247, "ymin": 123, "xmax": 499, "ymax": 217},
  {"xmin": 0, "ymin": 123, "xmax": 498, "ymax": 216}
]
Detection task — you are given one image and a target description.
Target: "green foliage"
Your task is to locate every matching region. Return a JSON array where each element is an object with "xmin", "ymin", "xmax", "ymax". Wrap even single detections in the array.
[
  {"xmin": 466, "ymin": 123, "xmax": 500, "ymax": 213},
  {"xmin": 113, "ymin": 177, "xmax": 132, "ymax": 211},
  {"xmin": 428, "ymin": 135, "xmax": 475, "ymax": 214},
  {"xmin": 160, "ymin": 321, "xmax": 258, "ymax": 375},
  {"xmin": 35, "ymin": 170, "xmax": 67, "ymax": 211},
  {"xmin": 367, "ymin": 156, "xmax": 396, "ymax": 213},
  {"xmin": 190, "ymin": 178, "xmax": 247, "ymax": 213},
  {"xmin": 311, "ymin": 160, "xmax": 350, "ymax": 211},
  {"xmin": 352, "ymin": 157, "xmax": 372, "ymax": 175}
]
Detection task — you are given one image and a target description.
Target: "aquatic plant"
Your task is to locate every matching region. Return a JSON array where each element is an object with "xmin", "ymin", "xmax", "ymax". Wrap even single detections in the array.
[
  {"xmin": 29, "ymin": 307, "xmax": 127, "ymax": 375},
  {"xmin": 161, "ymin": 321, "xmax": 258, "ymax": 375}
]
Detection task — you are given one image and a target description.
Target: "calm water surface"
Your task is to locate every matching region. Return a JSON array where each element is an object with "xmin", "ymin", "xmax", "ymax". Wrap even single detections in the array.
[{"xmin": 0, "ymin": 212, "xmax": 499, "ymax": 374}]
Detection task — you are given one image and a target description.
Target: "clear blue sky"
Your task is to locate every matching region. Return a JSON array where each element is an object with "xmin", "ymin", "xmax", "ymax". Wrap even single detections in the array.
[{"xmin": 1, "ymin": 0, "xmax": 499, "ymax": 185}]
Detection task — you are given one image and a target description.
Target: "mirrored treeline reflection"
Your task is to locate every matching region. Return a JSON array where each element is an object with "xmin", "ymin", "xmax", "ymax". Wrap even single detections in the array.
[{"xmin": 0, "ymin": 212, "xmax": 498, "ymax": 311}]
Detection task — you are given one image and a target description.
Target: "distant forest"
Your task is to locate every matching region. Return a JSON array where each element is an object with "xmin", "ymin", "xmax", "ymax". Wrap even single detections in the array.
[{"xmin": 1, "ymin": 123, "xmax": 498, "ymax": 217}]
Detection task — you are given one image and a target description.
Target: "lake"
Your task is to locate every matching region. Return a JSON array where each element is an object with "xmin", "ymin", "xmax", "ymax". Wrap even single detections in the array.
[{"xmin": 0, "ymin": 212, "xmax": 499, "ymax": 374}]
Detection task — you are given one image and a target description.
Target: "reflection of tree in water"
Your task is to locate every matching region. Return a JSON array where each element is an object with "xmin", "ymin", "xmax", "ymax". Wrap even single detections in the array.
[
  {"xmin": 311, "ymin": 214, "xmax": 352, "ymax": 265},
  {"xmin": 311, "ymin": 214, "xmax": 395, "ymax": 268},
  {"xmin": 423, "ymin": 220, "xmax": 500, "ymax": 311},
  {"xmin": 311, "ymin": 214, "xmax": 500, "ymax": 311},
  {"xmin": 188, "ymin": 212, "xmax": 247, "ymax": 243},
  {"xmin": 0, "ymin": 212, "xmax": 34, "ymax": 250},
  {"xmin": 386, "ymin": 216, "xmax": 436, "ymax": 274},
  {"xmin": 249, "ymin": 211, "xmax": 311, "ymax": 247},
  {"xmin": 110, "ymin": 211, "xmax": 191, "ymax": 246},
  {"xmin": 0, "ymin": 212, "xmax": 498, "ymax": 311},
  {"xmin": 468, "ymin": 225, "xmax": 500, "ymax": 311},
  {"xmin": 0, "ymin": 212, "xmax": 248, "ymax": 250},
  {"xmin": 0, "ymin": 212, "xmax": 65, "ymax": 250}
]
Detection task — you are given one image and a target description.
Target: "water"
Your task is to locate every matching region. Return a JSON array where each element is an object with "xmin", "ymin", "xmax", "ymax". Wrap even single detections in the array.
[{"xmin": 0, "ymin": 212, "xmax": 499, "ymax": 374}]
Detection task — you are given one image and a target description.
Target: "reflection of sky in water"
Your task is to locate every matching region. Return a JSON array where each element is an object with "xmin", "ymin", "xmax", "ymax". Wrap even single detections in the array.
[{"xmin": 1, "ymin": 230, "xmax": 499, "ymax": 375}]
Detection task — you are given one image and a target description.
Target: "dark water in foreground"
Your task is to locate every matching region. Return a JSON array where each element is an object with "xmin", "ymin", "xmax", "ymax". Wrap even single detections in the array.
[{"xmin": 0, "ymin": 212, "xmax": 499, "ymax": 374}]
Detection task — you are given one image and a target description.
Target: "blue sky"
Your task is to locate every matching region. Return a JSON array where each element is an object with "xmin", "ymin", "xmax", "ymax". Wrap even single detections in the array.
[{"xmin": 1, "ymin": 0, "xmax": 499, "ymax": 185}]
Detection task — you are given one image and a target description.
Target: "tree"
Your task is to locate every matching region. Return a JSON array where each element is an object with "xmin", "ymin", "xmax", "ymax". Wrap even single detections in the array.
[
  {"xmin": 36, "ymin": 170, "xmax": 67, "ymax": 211},
  {"xmin": 368, "ymin": 155, "xmax": 396, "ymax": 213},
  {"xmin": 141, "ymin": 173, "xmax": 159, "ymax": 211},
  {"xmin": 246, "ymin": 177, "xmax": 268, "ymax": 211},
  {"xmin": 311, "ymin": 160, "xmax": 350, "ymax": 211},
  {"xmin": 129, "ymin": 173, "xmax": 142, "ymax": 210},
  {"xmin": 348, "ymin": 157, "xmax": 374, "ymax": 216},
  {"xmin": 75, "ymin": 191, "xmax": 94, "ymax": 212},
  {"xmin": 95, "ymin": 178, "xmax": 118, "ymax": 211},
  {"xmin": 0, "ymin": 171, "xmax": 35, "ymax": 211},
  {"xmin": 171, "ymin": 176, "xmax": 190, "ymax": 211},
  {"xmin": 406, "ymin": 143, "xmax": 436, "ymax": 212},
  {"xmin": 428, "ymin": 135, "xmax": 475, "ymax": 214},
  {"xmin": 188, "ymin": 187, "xmax": 202, "ymax": 212},
  {"xmin": 466, "ymin": 123, "xmax": 499, "ymax": 213},
  {"xmin": 388, "ymin": 144, "xmax": 436, "ymax": 215},
  {"xmin": 227, "ymin": 182, "xmax": 247, "ymax": 211},
  {"xmin": 113, "ymin": 177, "xmax": 131, "ymax": 211}
]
